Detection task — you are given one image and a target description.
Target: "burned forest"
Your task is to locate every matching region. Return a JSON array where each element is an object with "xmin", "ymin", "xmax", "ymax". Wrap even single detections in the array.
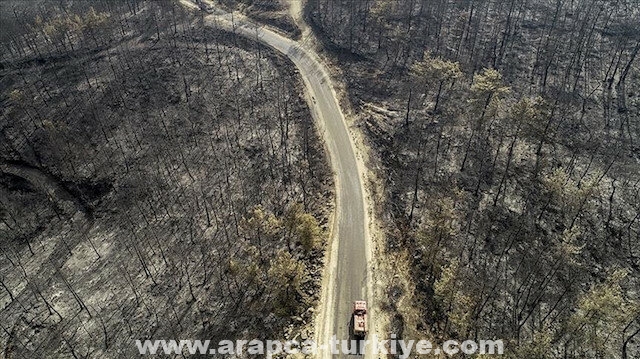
[
  {"xmin": 306, "ymin": 0, "xmax": 640, "ymax": 358},
  {"xmin": 1, "ymin": 0, "xmax": 332, "ymax": 357},
  {"xmin": 2, "ymin": 0, "xmax": 640, "ymax": 358}
]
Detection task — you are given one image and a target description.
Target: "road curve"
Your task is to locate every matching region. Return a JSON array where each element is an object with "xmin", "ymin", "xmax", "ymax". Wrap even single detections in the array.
[{"xmin": 191, "ymin": 5, "xmax": 371, "ymax": 358}]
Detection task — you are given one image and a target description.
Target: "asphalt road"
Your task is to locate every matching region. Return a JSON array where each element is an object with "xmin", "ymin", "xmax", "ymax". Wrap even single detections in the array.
[{"xmin": 200, "ymin": 8, "xmax": 370, "ymax": 358}]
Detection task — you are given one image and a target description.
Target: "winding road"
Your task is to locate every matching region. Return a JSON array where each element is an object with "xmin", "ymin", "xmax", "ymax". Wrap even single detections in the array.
[{"xmin": 181, "ymin": 2, "xmax": 373, "ymax": 357}]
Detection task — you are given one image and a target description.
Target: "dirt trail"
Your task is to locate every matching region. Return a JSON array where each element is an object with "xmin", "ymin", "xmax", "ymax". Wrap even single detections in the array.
[{"xmin": 0, "ymin": 161, "xmax": 91, "ymax": 217}]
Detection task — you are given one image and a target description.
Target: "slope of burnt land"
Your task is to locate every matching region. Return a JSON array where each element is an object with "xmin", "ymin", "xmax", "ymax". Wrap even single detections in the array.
[
  {"xmin": 1, "ymin": 1, "xmax": 332, "ymax": 357},
  {"xmin": 305, "ymin": 0, "xmax": 640, "ymax": 357}
]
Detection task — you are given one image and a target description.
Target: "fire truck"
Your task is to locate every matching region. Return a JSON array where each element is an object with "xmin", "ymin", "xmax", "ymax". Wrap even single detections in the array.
[{"xmin": 352, "ymin": 300, "xmax": 367, "ymax": 339}]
